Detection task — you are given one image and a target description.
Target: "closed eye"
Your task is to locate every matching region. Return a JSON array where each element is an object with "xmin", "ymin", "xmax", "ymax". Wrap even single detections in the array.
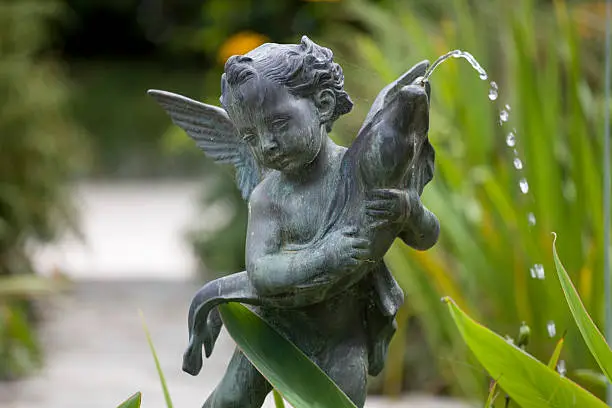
[
  {"xmin": 270, "ymin": 117, "xmax": 289, "ymax": 132},
  {"xmin": 242, "ymin": 130, "xmax": 257, "ymax": 142}
]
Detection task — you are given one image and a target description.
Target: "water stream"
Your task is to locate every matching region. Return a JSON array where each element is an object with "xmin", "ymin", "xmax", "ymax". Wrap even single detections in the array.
[{"xmin": 425, "ymin": 49, "xmax": 554, "ymax": 333}]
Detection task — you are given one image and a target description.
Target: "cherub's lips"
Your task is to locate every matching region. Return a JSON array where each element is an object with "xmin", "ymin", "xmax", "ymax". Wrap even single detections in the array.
[{"xmin": 266, "ymin": 154, "xmax": 287, "ymax": 166}]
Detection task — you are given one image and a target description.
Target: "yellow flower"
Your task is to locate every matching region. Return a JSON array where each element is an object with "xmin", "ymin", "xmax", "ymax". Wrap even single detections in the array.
[{"xmin": 218, "ymin": 31, "xmax": 269, "ymax": 65}]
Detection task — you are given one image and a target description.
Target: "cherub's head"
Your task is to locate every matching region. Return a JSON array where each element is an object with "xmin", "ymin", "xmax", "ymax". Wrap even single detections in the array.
[{"xmin": 220, "ymin": 36, "xmax": 353, "ymax": 174}]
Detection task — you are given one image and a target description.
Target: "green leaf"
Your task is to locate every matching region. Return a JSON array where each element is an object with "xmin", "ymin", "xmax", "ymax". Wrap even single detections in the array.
[
  {"xmin": 117, "ymin": 392, "xmax": 142, "ymax": 408},
  {"xmin": 552, "ymin": 234, "xmax": 612, "ymax": 382},
  {"xmin": 484, "ymin": 380, "xmax": 498, "ymax": 407},
  {"xmin": 444, "ymin": 296, "xmax": 607, "ymax": 408},
  {"xmin": 139, "ymin": 310, "xmax": 173, "ymax": 408},
  {"xmin": 548, "ymin": 335, "xmax": 565, "ymax": 370},
  {"xmin": 273, "ymin": 389, "xmax": 286, "ymax": 408},
  {"xmin": 574, "ymin": 369, "xmax": 609, "ymax": 389},
  {"xmin": 218, "ymin": 302, "xmax": 357, "ymax": 408}
]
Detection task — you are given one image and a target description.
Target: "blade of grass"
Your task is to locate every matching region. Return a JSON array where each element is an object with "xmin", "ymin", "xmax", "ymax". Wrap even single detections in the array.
[
  {"xmin": 484, "ymin": 380, "xmax": 498, "ymax": 407},
  {"xmin": 552, "ymin": 234, "xmax": 612, "ymax": 382},
  {"xmin": 273, "ymin": 389, "xmax": 286, "ymax": 408},
  {"xmin": 139, "ymin": 310, "xmax": 173, "ymax": 408},
  {"xmin": 548, "ymin": 334, "xmax": 565, "ymax": 370},
  {"xmin": 117, "ymin": 392, "xmax": 142, "ymax": 408}
]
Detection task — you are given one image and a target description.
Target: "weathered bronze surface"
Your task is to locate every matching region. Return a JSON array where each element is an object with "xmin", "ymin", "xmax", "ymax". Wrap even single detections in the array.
[{"xmin": 149, "ymin": 35, "xmax": 438, "ymax": 408}]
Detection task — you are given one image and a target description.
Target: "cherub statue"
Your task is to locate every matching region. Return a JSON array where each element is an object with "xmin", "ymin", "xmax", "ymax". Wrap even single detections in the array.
[{"xmin": 149, "ymin": 35, "xmax": 439, "ymax": 408}]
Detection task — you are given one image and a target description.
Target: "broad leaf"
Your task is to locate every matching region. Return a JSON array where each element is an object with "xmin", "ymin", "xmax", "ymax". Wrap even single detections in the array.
[
  {"xmin": 552, "ymin": 234, "xmax": 612, "ymax": 382},
  {"xmin": 444, "ymin": 297, "xmax": 607, "ymax": 408},
  {"xmin": 218, "ymin": 302, "xmax": 357, "ymax": 408},
  {"xmin": 117, "ymin": 392, "xmax": 141, "ymax": 408}
]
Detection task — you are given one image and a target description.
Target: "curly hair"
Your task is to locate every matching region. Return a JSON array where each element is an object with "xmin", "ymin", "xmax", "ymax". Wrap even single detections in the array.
[{"xmin": 220, "ymin": 36, "xmax": 353, "ymax": 131}]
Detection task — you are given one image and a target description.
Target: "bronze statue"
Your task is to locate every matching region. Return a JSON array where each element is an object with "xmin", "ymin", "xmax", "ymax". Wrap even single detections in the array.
[{"xmin": 149, "ymin": 35, "xmax": 439, "ymax": 408}]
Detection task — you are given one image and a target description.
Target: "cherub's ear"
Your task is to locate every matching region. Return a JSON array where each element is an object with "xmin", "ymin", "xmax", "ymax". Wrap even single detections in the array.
[{"xmin": 315, "ymin": 89, "xmax": 336, "ymax": 124}]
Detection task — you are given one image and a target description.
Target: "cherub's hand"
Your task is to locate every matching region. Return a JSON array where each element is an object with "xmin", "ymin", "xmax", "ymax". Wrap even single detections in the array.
[
  {"xmin": 365, "ymin": 189, "xmax": 413, "ymax": 229},
  {"xmin": 323, "ymin": 226, "xmax": 372, "ymax": 271}
]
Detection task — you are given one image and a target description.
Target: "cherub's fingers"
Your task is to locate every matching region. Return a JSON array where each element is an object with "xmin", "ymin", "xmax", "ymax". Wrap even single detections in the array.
[
  {"xmin": 366, "ymin": 209, "xmax": 394, "ymax": 219},
  {"xmin": 341, "ymin": 226, "xmax": 359, "ymax": 236},
  {"xmin": 365, "ymin": 200, "xmax": 392, "ymax": 211},
  {"xmin": 350, "ymin": 238, "xmax": 369, "ymax": 249},
  {"xmin": 350, "ymin": 248, "xmax": 371, "ymax": 261},
  {"xmin": 366, "ymin": 188, "xmax": 395, "ymax": 199},
  {"xmin": 341, "ymin": 257, "xmax": 362, "ymax": 269},
  {"xmin": 370, "ymin": 220, "xmax": 390, "ymax": 230}
]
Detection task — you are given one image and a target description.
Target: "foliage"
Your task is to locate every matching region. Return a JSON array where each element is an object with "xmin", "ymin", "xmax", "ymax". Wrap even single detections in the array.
[
  {"xmin": 119, "ymin": 309, "xmax": 303, "ymax": 408},
  {"xmin": 444, "ymin": 237, "xmax": 612, "ymax": 407},
  {"xmin": 319, "ymin": 0, "xmax": 607, "ymax": 397},
  {"xmin": 66, "ymin": 61, "xmax": 208, "ymax": 178},
  {"xmin": 218, "ymin": 302, "xmax": 357, "ymax": 408},
  {"xmin": 117, "ymin": 392, "xmax": 142, "ymax": 408},
  {"xmin": 139, "ymin": 310, "xmax": 173, "ymax": 408},
  {"xmin": 0, "ymin": 1, "xmax": 85, "ymax": 379},
  {"xmin": 445, "ymin": 297, "xmax": 606, "ymax": 408},
  {"xmin": 552, "ymin": 235, "xmax": 612, "ymax": 384}
]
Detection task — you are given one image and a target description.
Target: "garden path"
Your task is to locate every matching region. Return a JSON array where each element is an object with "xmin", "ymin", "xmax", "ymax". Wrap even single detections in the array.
[{"xmin": 0, "ymin": 281, "xmax": 473, "ymax": 408}]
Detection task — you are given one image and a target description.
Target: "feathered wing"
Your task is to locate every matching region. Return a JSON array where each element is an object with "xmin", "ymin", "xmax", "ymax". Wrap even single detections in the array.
[{"xmin": 147, "ymin": 89, "xmax": 264, "ymax": 200}]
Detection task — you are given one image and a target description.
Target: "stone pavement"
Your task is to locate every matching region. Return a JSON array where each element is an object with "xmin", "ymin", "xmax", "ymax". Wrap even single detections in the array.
[{"xmin": 0, "ymin": 281, "xmax": 473, "ymax": 408}]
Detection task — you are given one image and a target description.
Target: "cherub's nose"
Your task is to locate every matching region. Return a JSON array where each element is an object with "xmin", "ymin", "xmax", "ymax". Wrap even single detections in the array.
[{"xmin": 261, "ymin": 135, "xmax": 278, "ymax": 153}]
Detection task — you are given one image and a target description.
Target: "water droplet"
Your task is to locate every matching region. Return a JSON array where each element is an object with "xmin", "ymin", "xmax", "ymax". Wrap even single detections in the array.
[
  {"xmin": 529, "ymin": 263, "xmax": 545, "ymax": 280},
  {"xmin": 500, "ymin": 109, "xmax": 509, "ymax": 122},
  {"xmin": 479, "ymin": 72, "xmax": 488, "ymax": 80},
  {"xmin": 505, "ymin": 104, "xmax": 511, "ymax": 111},
  {"xmin": 547, "ymin": 321, "xmax": 556, "ymax": 338},
  {"xmin": 527, "ymin": 212, "xmax": 536, "ymax": 226},
  {"xmin": 488, "ymin": 81, "xmax": 498, "ymax": 101},
  {"xmin": 557, "ymin": 360, "xmax": 566, "ymax": 377},
  {"xmin": 513, "ymin": 157, "xmax": 523, "ymax": 170},
  {"xmin": 506, "ymin": 132, "xmax": 516, "ymax": 147},
  {"xmin": 519, "ymin": 178, "xmax": 529, "ymax": 194}
]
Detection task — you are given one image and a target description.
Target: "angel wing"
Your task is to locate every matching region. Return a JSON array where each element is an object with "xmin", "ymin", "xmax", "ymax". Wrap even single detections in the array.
[{"xmin": 147, "ymin": 89, "xmax": 265, "ymax": 200}]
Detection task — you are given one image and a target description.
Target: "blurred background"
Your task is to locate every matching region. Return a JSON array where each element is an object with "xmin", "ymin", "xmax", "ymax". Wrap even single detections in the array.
[{"xmin": 0, "ymin": 0, "xmax": 609, "ymax": 407}]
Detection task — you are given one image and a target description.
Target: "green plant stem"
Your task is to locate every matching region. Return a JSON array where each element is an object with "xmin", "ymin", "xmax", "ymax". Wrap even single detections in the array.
[
  {"xmin": 605, "ymin": 0, "xmax": 612, "ymax": 405},
  {"xmin": 139, "ymin": 310, "xmax": 174, "ymax": 408}
]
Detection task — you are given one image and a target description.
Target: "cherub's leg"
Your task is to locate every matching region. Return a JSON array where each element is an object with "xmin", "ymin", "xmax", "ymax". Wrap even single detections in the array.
[
  {"xmin": 203, "ymin": 347, "xmax": 272, "ymax": 408},
  {"xmin": 318, "ymin": 341, "xmax": 369, "ymax": 408}
]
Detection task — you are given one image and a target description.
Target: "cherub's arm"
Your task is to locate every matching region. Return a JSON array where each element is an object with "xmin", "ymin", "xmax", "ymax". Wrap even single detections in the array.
[
  {"xmin": 366, "ymin": 188, "xmax": 439, "ymax": 251},
  {"xmin": 246, "ymin": 187, "xmax": 369, "ymax": 297}
]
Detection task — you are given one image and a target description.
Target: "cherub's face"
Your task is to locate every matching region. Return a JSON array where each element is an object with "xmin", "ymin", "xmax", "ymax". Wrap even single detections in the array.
[{"xmin": 225, "ymin": 77, "xmax": 322, "ymax": 174}]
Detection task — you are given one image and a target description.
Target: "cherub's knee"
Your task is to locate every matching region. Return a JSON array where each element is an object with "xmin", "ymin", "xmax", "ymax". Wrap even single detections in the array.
[{"xmin": 203, "ymin": 387, "xmax": 266, "ymax": 408}]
